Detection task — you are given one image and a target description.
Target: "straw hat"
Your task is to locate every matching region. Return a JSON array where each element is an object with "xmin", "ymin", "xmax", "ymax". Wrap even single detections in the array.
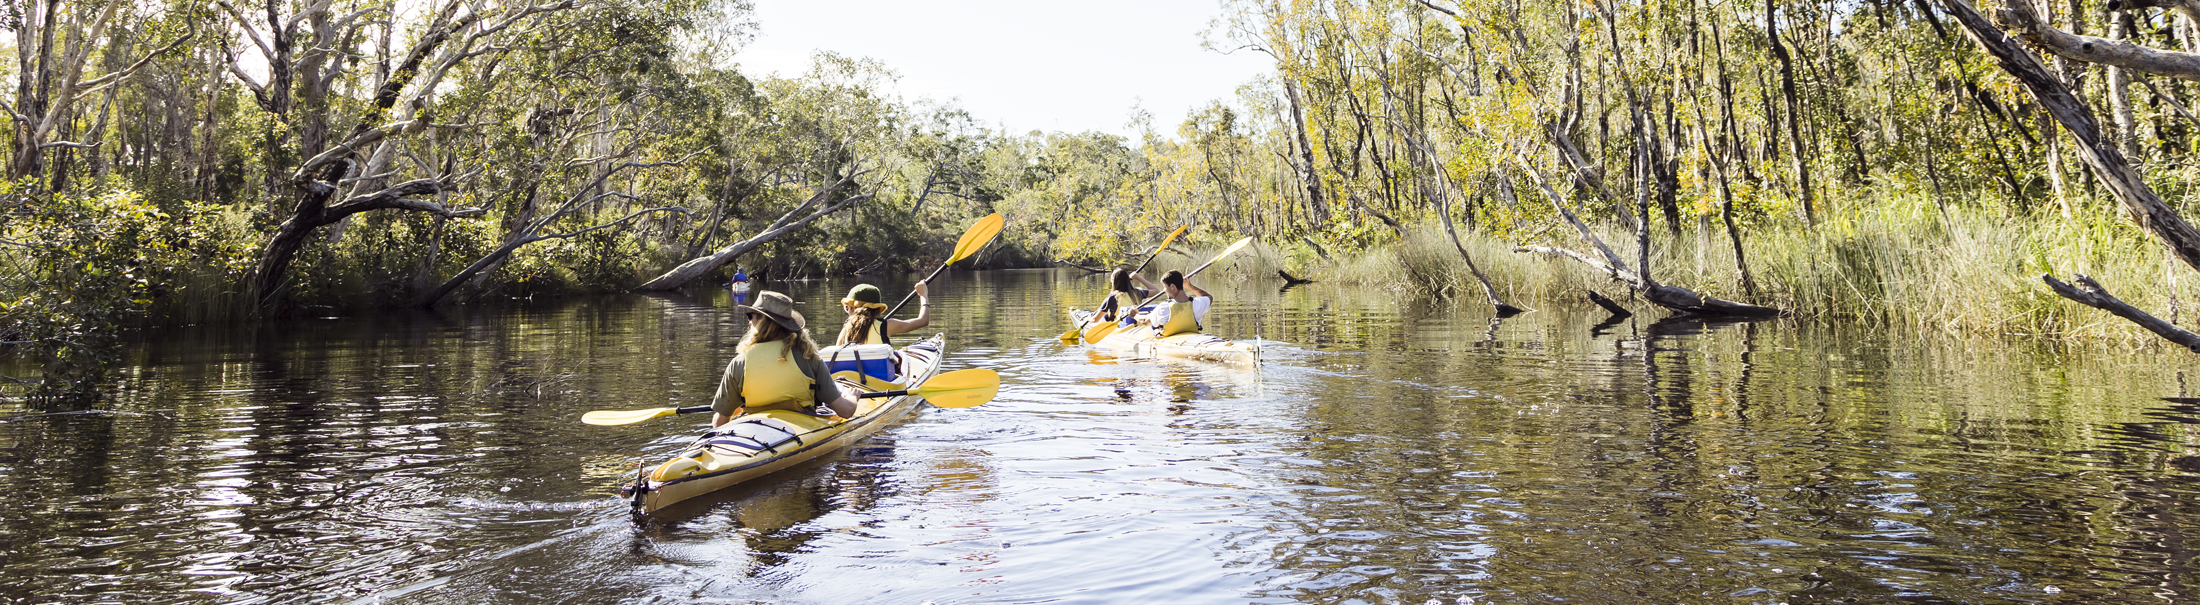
[{"xmin": 738, "ymin": 291, "xmax": 805, "ymax": 332}]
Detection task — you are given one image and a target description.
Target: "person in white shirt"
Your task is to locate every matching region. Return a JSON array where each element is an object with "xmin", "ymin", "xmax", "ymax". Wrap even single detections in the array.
[{"xmin": 1142, "ymin": 270, "xmax": 1212, "ymax": 337}]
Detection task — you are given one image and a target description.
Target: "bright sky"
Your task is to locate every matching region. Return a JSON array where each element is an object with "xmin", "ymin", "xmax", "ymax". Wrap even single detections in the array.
[{"xmin": 734, "ymin": 0, "xmax": 1275, "ymax": 139}]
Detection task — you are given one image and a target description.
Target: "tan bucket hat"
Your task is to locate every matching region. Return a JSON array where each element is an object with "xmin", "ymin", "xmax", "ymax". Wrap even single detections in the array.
[{"xmin": 738, "ymin": 291, "xmax": 806, "ymax": 332}]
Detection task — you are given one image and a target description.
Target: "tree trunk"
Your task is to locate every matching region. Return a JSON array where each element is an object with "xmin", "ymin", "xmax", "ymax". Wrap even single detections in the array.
[
  {"xmin": 634, "ymin": 184, "xmax": 869, "ymax": 292},
  {"xmin": 1515, "ymin": 162, "xmax": 1779, "ymax": 317},
  {"xmin": 1768, "ymin": 0, "xmax": 1816, "ymax": 228},
  {"xmin": 2109, "ymin": 13, "xmax": 2141, "ymax": 159},
  {"xmin": 1940, "ymin": 0, "xmax": 2200, "ymax": 347},
  {"xmin": 1281, "ymin": 77, "xmax": 1330, "ymax": 225}
]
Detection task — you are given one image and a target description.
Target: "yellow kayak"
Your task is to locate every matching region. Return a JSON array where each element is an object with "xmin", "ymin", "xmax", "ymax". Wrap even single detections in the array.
[
  {"xmin": 621, "ymin": 335, "xmax": 944, "ymax": 515},
  {"xmin": 1069, "ymin": 309, "xmax": 1258, "ymax": 365}
]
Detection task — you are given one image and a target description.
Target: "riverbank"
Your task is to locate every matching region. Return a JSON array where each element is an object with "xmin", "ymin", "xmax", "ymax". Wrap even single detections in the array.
[{"xmin": 1176, "ymin": 193, "xmax": 2186, "ymax": 345}]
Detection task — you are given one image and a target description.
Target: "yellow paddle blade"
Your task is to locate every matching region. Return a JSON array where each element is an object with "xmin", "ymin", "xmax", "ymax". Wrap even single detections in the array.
[
  {"xmin": 1084, "ymin": 320, "xmax": 1118, "ymax": 342},
  {"xmin": 581, "ymin": 407, "xmax": 680, "ymax": 426},
  {"xmin": 1202, "ymin": 236, "xmax": 1255, "ymax": 271},
  {"xmin": 912, "ymin": 368, "xmax": 1001, "ymax": 409},
  {"xmin": 949, "ymin": 213, "xmax": 1006, "ymax": 264},
  {"xmin": 1156, "ymin": 224, "xmax": 1189, "ymax": 251}
]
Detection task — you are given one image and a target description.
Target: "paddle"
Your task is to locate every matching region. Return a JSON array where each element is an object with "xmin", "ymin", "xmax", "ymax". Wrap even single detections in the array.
[
  {"xmin": 580, "ymin": 368, "xmax": 1003, "ymax": 426},
  {"xmin": 887, "ymin": 213, "xmax": 1005, "ymax": 318},
  {"xmin": 1110, "ymin": 236, "xmax": 1255, "ymax": 332},
  {"xmin": 1061, "ymin": 225, "xmax": 1189, "ymax": 342}
]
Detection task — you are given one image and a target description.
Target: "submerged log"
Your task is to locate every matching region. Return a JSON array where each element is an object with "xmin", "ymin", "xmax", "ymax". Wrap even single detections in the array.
[
  {"xmin": 1277, "ymin": 270, "xmax": 1315, "ymax": 285},
  {"xmin": 1511, "ymin": 163, "xmax": 1781, "ymax": 318},
  {"xmin": 1586, "ymin": 290, "xmax": 1632, "ymax": 318}
]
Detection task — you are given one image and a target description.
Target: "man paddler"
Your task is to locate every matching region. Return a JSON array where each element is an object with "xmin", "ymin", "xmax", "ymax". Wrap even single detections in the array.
[
  {"xmin": 1143, "ymin": 270, "xmax": 1212, "ymax": 337},
  {"xmin": 710, "ymin": 291, "xmax": 857, "ymax": 427}
]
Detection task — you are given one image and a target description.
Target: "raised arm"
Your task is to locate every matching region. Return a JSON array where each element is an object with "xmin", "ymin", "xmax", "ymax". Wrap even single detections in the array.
[
  {"xmin": 886, "ymin": 281, "xmax": 930, "ymax": 334},
  {"xmin": 1130, "ymin": 273, "xmax": 1156, "ymax": 292}
]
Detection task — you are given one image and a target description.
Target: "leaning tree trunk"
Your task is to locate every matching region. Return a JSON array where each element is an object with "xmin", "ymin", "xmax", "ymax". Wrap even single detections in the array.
[
  {"xmin": 252, "ymin": 174, "xmax": 475, "ymax": 303},
  {"xmin": 1940, "ymin": 0, "xmax": 2200, "ymax": 351},
  {"xmin": 634, "ymin": 178, "xmax": 869, "ymax": 292}
]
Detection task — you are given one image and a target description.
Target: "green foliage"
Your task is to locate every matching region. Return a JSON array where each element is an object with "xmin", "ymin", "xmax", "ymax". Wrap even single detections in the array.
[
  {"xmin": 14, "ymin": 0, "xmax": 2200, "ymax": 400},
  {"xmin": 0, "ymin": 182, "xmax": 251, "ymax": 399}
]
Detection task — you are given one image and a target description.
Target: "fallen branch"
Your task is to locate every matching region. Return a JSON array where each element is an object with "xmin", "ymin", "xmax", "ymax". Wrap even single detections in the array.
[
  {"xmin": 1587, "ymin": 290, "xmax": 1633, "ymax": 318},
  {"xmin": 2043, "ymin": 274, "xmax": 2200, "ymax": 352},
  {"xmin": 1509, "ymin": 153, "xmax": 1778, "ymax": 317},
  {"xmin": 1055, "ymin": 259, "xmax": 1110, "ymax": 273},
  {"xmin": 1938, "ymin": 0, "xmax": 2200, "ymax": 350},
  {"xmin": 418, "ymin": 203, "xmax": 689, "ymax": 306}
]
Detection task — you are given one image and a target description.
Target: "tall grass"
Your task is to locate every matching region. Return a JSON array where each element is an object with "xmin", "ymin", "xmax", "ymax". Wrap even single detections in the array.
[{"xmin": 1255, "ymin": 193, "xmax": 2189, "ymax": 343}]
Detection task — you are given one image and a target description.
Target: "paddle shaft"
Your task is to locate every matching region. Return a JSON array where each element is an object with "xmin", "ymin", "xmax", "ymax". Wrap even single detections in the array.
[
  {"xmin": 1118, "ymin": 244, "xmax": 1240, "ymax": 323},
  {"xmin": 885, "ymin": 262, "xmax": 949, "ymax": 319},
  {"xmin": 887, "ymin": 214, "xmax": 1005, "ymax": 318},
  {"xmin": 1068, "ymin": 228, "xmax": 1185, "ymax": 339}
]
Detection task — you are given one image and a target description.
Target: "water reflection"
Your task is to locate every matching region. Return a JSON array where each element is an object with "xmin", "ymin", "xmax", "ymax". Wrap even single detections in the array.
[{"xmin": 1, "ymin": 269, "xmax": 2198, "ymax": 603}]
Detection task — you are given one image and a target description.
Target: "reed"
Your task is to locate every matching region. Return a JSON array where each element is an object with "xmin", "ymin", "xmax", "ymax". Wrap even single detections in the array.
[{"xmin": 1280, "ymin": 193, "xmax": 2189, "ymax": 343}]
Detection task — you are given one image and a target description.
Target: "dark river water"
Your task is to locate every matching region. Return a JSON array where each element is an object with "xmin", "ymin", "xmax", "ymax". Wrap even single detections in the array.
[{"xmin": 5, "ymin": 268, "xmax": 2199, "ymax": 604}]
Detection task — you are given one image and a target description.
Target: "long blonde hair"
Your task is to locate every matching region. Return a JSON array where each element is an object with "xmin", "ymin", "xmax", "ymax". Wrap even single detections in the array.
[
  {"xmin": 738, "ymin": 317, "xmax": 820, "ymax": 361},
  {"xmin": 836, "ymin": 302, "xmax": 886, "ymax": 346}
]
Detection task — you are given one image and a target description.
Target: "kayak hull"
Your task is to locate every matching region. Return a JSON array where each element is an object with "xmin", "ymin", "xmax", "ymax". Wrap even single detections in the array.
[
  {"xmin": 1069, "ymin": 309, "xmax": 1257, "ymax": 365},
  {"xmin": 628, "ymin": 335, "xmax": 944, "ymax": 515}
]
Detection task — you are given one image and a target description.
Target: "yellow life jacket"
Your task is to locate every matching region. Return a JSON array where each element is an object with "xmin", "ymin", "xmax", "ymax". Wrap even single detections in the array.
[
  {"xmin": 1159, "ymin": 300, "xmax": 1202, "ymax": 337},
  {"xmin": 740, "ymin": 340, "xmax": 816, "ymax": 413},
  {"xmin": 1109, "ymin": 291, "xmax": 1142, "ymax": 322},
  {"xmin": 862, "ymin": 320, "xmax": 889, "ymax": 345}
]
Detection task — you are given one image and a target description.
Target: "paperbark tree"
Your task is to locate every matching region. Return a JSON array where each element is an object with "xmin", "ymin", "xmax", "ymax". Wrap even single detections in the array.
[
  {"xmin": 5, "ymin": 0, "xmax": 191, "ymax": 184},
  {"xmin": 1938, "ymin": 0, "xmax": 2200, "ymax": 351},
  {"xmin": 233, "ymin": 0, "xmax": 586, "ymax": 308}
]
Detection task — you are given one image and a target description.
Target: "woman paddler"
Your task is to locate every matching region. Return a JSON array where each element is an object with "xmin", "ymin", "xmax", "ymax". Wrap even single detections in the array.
[
  {"xmin": 834, "ymin": 282, "xmax": 930, "ymax": 346},
  {"xmin": 1096, "ymin": 269, "xmax": 1155, "ymax": 323},
  {"xmin": 710, "ymin": 291, "xmax": 857, "ymax": 427},
  {"xmin": 1142, "ymin": 270, "xmax": 1212, "ymax": 337}
]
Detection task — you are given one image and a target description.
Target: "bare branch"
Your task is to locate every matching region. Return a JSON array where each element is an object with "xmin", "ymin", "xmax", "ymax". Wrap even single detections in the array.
[
  {"xmin": 72, "ymin": 32, "xmax": 196, "ymax": 101},
  {"xmin": 634, "ymin": 192, "xmax": 873, "ymax": 292},
  {"xmin": 1991, "ymin": 0, "xmax": 2200, "ymax": 81},
  {"xmin": 531, "ymin": 206, "xmax": 688, "ymax": 242},
  {"xmin": 222, "ymin": 48, "xmax": 270, "ymax": 98},
  {"xmin": 325, "ymin": 177, "xmax": 478, "ymax": 217},
  {"xmin": 294, "ymin": 121, "xmax": 416, "ymax": 179},
  {"xmin": 214, "ymin": 1, "xmax": 276, "ymax": 62},
  {"xmin": 2044, "ymin": 274, "xmax": 2200, "ymax": 351}
]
